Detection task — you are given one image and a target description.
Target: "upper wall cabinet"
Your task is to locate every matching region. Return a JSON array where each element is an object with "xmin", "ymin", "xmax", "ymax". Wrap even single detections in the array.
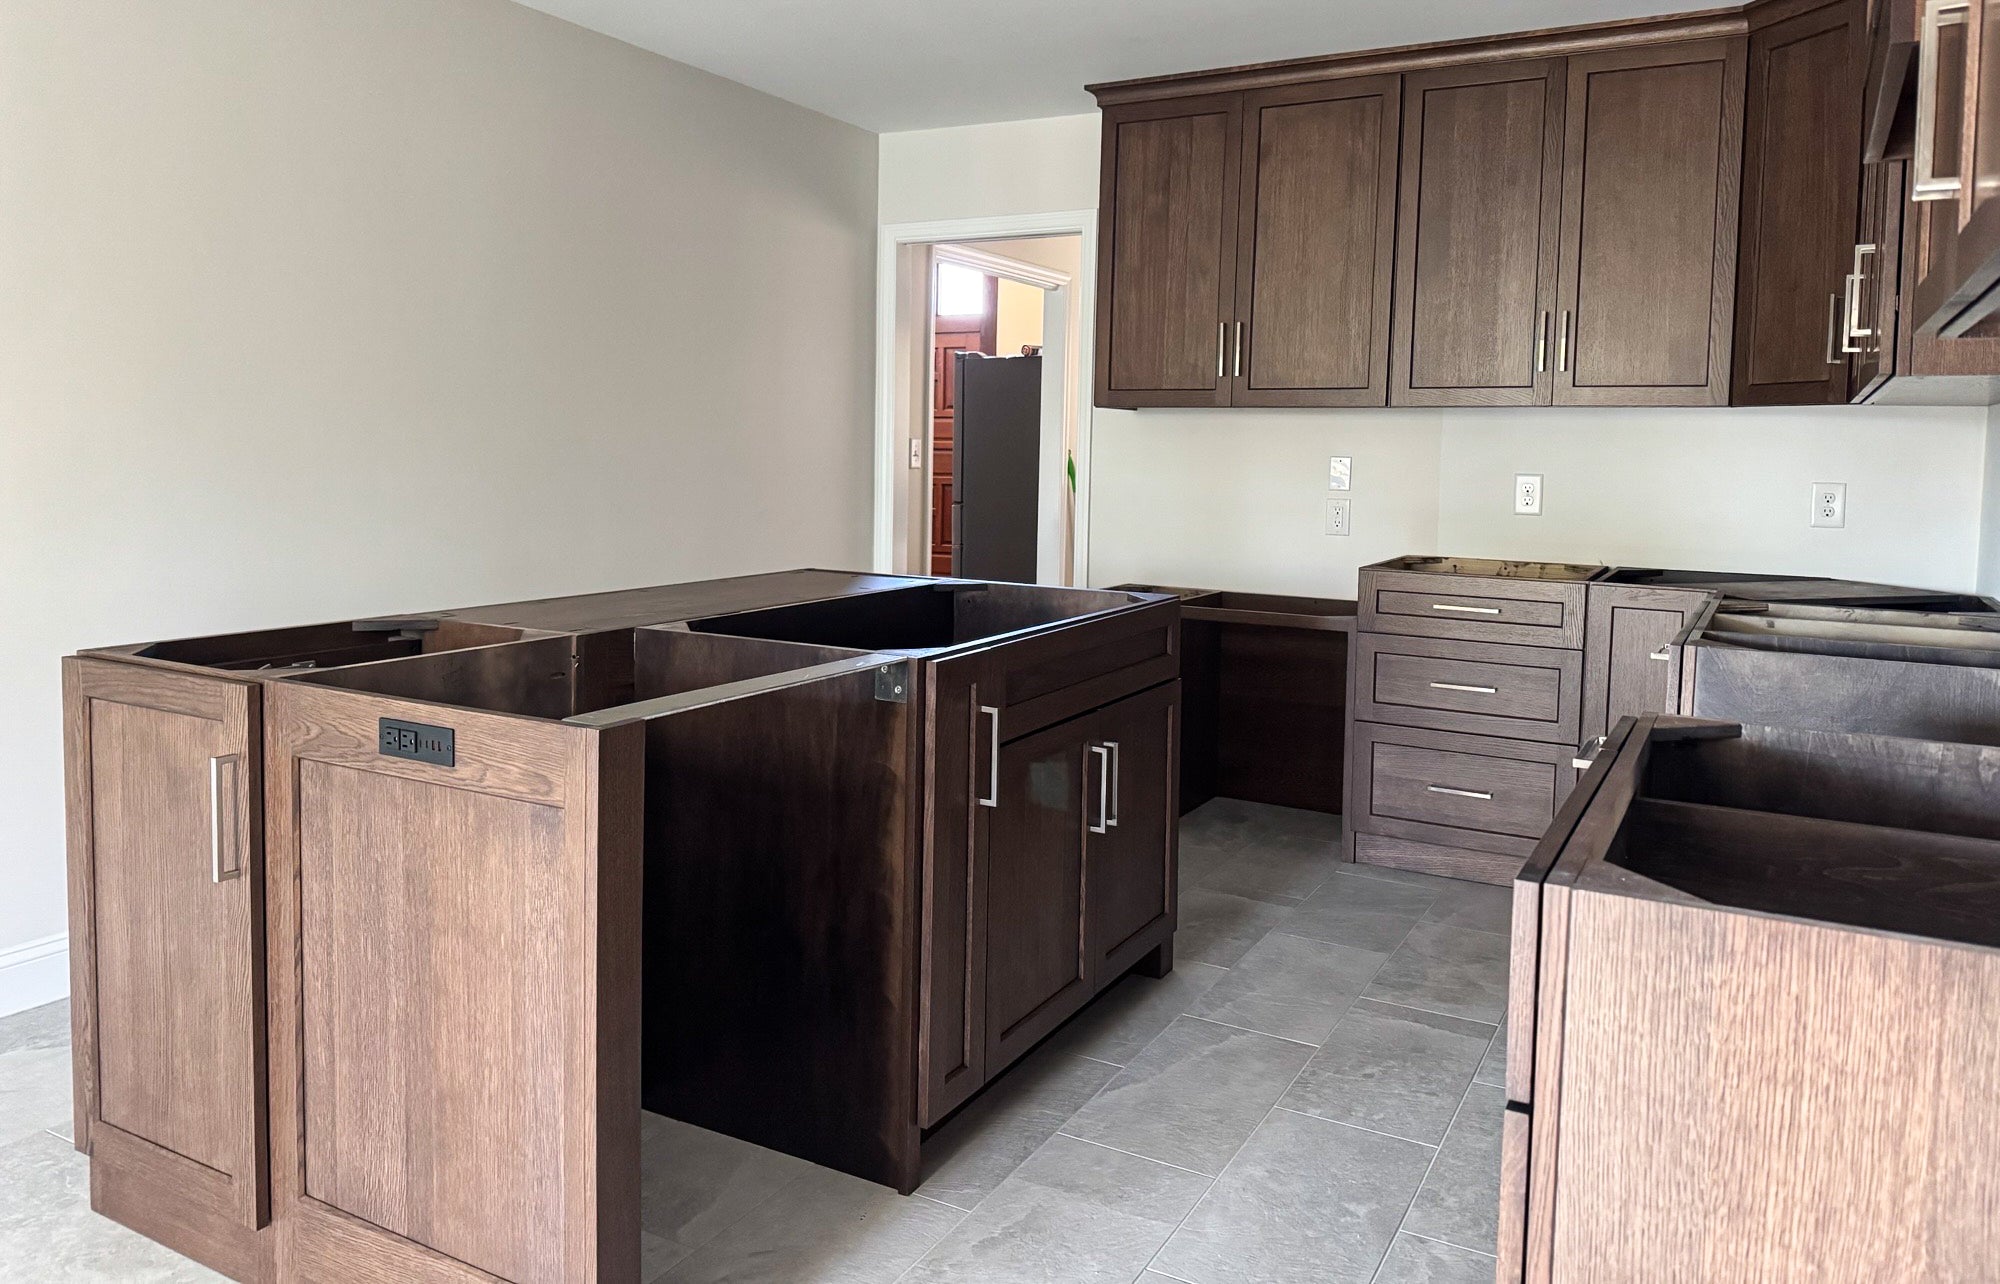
[
  {"xmin": 1095, "ymin": 80, "xmax": 1400, "ymax": 408},
  {"xmin": 1391, "ymin": 60, "xmax": 1565, "ymax": 406},
  {"xmin": 1732, "ymin": 0, "xmax": 1866, "ymax": 404}
]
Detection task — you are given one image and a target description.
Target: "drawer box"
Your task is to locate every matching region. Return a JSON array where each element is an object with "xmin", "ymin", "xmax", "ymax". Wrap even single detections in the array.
[
  {"xmin": 1354, "ymin": 634, "xmax": 1582, "ymax": 744},
  {"xmin": 1347, "ymin": 722, "xmax": 1577, "ymax": 857},
  {"xmin": 1360, "ymin": 569, "xmax": 1587, "ymax": 649}
]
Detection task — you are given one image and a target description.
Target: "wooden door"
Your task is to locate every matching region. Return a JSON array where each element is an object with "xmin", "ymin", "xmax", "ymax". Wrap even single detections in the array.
[
  {"xmin": 1732, "ymin": 0, "xmax": 1865, "ymax": 404},
  {"xmin": 980, "ymin": 711, "xmax": 1093, "ymax": 1071},
  {"xmin": 62, "ymin": 658, "xmax": 269, "ymax": 1272},
  {"xmin": 1084, "ymin": 684, "xmax": 1179, "ymax": 983},
  {"xmin": 1580, "ymin": 585, "xmax": 1711, "ymax": 741},
  {"xmin": 932, "ymin": 308, "xmax": 992, "ymax": 577},
  {"xmin": 1391, "ymin": 59, "xmax": 1566, "ymax": 406},
  {"xmin": 265, "ymin": 682, "xmax": 643, "ymax": 1284},
  {"xmin": 1554, "ymin": 40, "xmax": 1745, "ymax": 406},
  {"xmin": 1096, "ymin": 94, "xmax": 1242, "ymax": 408},
  {"xmin": 1232, "ymin": 75, "xmax": 1400, "ymax": 406}
]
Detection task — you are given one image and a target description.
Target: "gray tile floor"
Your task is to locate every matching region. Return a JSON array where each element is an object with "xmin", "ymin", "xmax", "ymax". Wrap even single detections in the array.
[{"xmin": 0, "ymin": 800, "xmax": 1508, "ymax": 1283}]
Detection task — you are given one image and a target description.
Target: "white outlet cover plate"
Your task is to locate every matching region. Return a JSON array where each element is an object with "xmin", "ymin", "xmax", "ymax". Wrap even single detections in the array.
[
  {"xmin": 1325, "ymin": 497, "xmax": 1351, "ymax": 536},
  {"xmin": 1329, "ymin": 456, "xmax": 1352, "ymax": 491},
  {"xmin": 1811, "ymin": 481, "xmax": 1847, "ymax": 528},
  {"xmin": 1515, "ymin": 473, "xmax": 1543, "ymax": 516}
]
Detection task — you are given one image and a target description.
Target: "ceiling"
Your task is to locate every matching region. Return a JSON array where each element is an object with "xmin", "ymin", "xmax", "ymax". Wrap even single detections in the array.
[{"xmin": 510, "ymin": 0, "xmax": 1709, "ymax": 132}]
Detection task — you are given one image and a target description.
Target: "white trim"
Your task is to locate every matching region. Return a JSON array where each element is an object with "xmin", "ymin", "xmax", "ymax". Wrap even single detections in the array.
[
  {"xmin": 934, "ymin": 242, "xmax": 1072, "ymax": 291},
  {"xmin": 873, "ymin": 210, "xmax": 1099, "ymax": 586},
  {"xmin": 0, "ymin": 933, "xmax": 69, "ymax": 1019}
]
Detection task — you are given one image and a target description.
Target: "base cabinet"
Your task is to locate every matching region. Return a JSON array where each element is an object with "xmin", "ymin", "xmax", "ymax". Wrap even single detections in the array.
[{"xmin": 62, "ymin": 658, "xmax": 272, "ymax": 1282}]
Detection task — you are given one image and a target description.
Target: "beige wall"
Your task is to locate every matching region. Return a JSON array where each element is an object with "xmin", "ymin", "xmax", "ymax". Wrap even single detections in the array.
[
  {"xmin": 0, "ymin": 0, "xmax": 878, "ymax": 1002},
  {"xmin": 995, "ymin": 278, "xmax": 1045, "ymax": 355},
  {"xmin": 881, "ymin": 112, "xmax": 1996, "ymax": 600},
  {"xmin": 1984, "ymin": 408, "xmax": 2000, "ymax": 595}
]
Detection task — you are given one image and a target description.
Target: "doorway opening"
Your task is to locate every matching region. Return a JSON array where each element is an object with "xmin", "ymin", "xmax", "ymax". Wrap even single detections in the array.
[{"xmin": 876, "ymin": 220, "xmax": 1092, "ymax": 585}]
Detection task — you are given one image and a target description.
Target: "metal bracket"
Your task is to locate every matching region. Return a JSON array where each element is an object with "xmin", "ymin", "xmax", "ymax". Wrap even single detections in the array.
[{"xmin": 874, "ymin": 662, "xmax": 910, "ymax": 704}]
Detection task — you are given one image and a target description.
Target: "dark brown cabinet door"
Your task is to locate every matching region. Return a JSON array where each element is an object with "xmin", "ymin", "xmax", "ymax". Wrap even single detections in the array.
[
  {"xmin": 918, "ymin": 655, "xmax": 988, "ymax": 1126},
  {"xmin": 1096, "ymin": 94, "xmax": 1242, "ymax": 408},
  {"xmin": 1580, "ymin": 585, "xmax": 1710, "ymax": 741},
  {"xmin": 980, "ymin": 714, "xmax": 1093, "ymax": 1070},
  {"xmin": 62, "ymin": 659, "xmax": 269, "ymax": 1264},
  {"xmin": 1850, "ymin": 157, "xmax": 1903, "ymax": 401},
  {"xmin": 1391, "ymin": 59, "xmax": 1566, "ymax": 406},
  {"xmin": 1732, "ymin": 0, "xmax": 1865, "ymax": 404},
  {"xmin": 1233, "ymin": 76, "xmax": 1400, "ymax": 406},
  {"xmin": 1555, "ymin": 40, "xmax": 1745, "ymax": 406},
  {"xmin": 1084, "ymin": 684, "xmax": 1179, "ymax": 982}
]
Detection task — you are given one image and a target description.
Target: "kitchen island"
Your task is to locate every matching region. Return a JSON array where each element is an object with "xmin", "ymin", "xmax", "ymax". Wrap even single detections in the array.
[{"xmin": 62, "ymin": 570, "xmax": 1183, "ymax": 1283}]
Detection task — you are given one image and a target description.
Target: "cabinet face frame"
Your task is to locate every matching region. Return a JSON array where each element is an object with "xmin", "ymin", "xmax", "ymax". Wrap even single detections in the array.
[
  {"xmin": 1553, "ymin": 37, "xmax": 1745, "ymax": 406},
  {"xmin": 62, "ymin": 657, "xmax": 272, "ymax": 1275},
  {"xmin": 1231, "ymin": 74, "xmax": 1402, "ymax": 407},
  {"xmin": 1095, "ymin": 93, "xmax": 1243, "ymax": 408},
  {"xmin": 1390, "ymin": 58, "xmax": 1568, "ymax": 406}
]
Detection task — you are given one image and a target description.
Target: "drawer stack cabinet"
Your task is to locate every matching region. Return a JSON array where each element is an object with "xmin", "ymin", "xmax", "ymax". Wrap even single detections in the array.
[{"xmin": 1347, "ymin": 559, "xmax": 1598, "ymax": 884}]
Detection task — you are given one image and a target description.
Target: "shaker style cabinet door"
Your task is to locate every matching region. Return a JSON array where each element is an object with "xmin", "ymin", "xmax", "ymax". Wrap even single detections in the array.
[
  {"xmin": 1232, "ymin": 75, "xmax": 1401, "ymax": 406},
  {"xmin": 1083, "ymin": 683, "xmax": 1179, "ymax": 982},
  {"xmin": 1095, "ymin": 94, "xmax": 1242, "ymax": 407},
  {"xmin": 1580, "ymin": 585, "xmax": 1711, "ymax": 741},
  {"xmin": 62, "ymin": 658, "xmax": 270, "ymax": 1261},
  {"xmin": 1554, "ymin": 39, "xmax": 1745, "ymax": 406},
  {"xmin": 1390, "ymin": 59, "xmax": 1566, "ymax": 405},
  {"xmin": 1732, "ymin": 0, "xmax": 1865, "ymax": 404}
]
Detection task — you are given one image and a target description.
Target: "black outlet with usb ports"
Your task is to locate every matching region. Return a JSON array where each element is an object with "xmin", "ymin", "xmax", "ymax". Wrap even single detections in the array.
[{"xmin": 378, "ymin": 717, "xmax": 454, "ymax": 767}]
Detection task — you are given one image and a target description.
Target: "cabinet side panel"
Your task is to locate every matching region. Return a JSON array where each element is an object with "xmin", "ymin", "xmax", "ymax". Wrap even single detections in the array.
[{"xmin": 1548, "ymin": 891, "xmax": 2000, "ymax": 1281}]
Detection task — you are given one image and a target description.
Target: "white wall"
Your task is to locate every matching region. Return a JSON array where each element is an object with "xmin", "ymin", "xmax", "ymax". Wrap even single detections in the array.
[
  {"xmin": 0, "ymin": 0, "xmax": 879, "ymax": 1008},
  {"xmin": 1983, "ymin": 407, "xmax": 2000, "ymax": 595},
  {"xmin": 880, "ymin": 112, "xmax": 1997, "ymax": 600}
]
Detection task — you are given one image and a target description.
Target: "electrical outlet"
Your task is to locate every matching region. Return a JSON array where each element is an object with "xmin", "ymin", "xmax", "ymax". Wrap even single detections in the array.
[
  {"xmin": 1325, "ymin": 498, "xmax": 1352, "ymax": 536},
  {"xmin": 1329, "ymin": 456, "xmax": 1352, "ymax": 491},
  {"xmin": 1515, "ymin": 473, "xmax": 1543, "ymax": 516},
  {"xmin": 1811, "ymin": 482, "xmax": 1847, "ymax": 528}
]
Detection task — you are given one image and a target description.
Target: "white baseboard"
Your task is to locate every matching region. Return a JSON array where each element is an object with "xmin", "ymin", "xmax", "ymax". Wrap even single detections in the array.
[{"xmin": 0, "ymin": 934, "xmax": 70, "ymax": 1019}]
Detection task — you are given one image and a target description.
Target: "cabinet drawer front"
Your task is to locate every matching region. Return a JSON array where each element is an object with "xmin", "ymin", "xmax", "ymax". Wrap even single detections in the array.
[
  {"xmin": 1362, "ymin": 571, "xmax": 1586, "ymax": 647},
  {"xmin": 1370, "ymin": 741, "xmax": 1558, "ymax": 839},
  {"xmin": 1357, "ymin": 635, "xmax": 1581, "ymax": 743},
  {"xmin": 970, "ymin": 600, "xmax": 1181, "ymax": 741}
]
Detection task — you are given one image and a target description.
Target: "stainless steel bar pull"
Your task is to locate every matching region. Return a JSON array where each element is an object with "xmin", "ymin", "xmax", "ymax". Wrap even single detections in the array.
[
  {"xmin": 1217, "ymin": 322, "xmax": 1228, "ymax": 380},
  {"xmin": 1556, "ymin": 310, "xmax": 1572, "ymax": 373},
  {"xmin": 1231, "ymin": 322, "xmax": 1244, "ymax": 379},
  {"xmin": 1429, "ymin": 681, "xmax": 1498, "ymax": 694},
  {"xmin": 1825, "ymin": 293, "xmax": 1845, "ymax": 365},
  {"xmin": 210, "ymin": 754, "xmax": 243, "ymax": 883},
  {"xmin": 1847, "ymin": 244, "xmax": 1877, "ymax": 340},
  {"xmin": 1915, "ymin": 0, "xmax": 1971, "ymax": 201},
  {"xmin": 1105, "ymin": 739, "xmax": 1121, "ymax": 828},
  {"xmin": 1427, "ymin": 784, "xmax": 1494, "ymax": 801},
  {"xmin": 1648, "ymin": 645, "xmax": 1673, "ymax": 662},
  {"xmin": 1536, "ymin": 311, "xmax": 1550, "ymax": 373},
  {"xmin": 1431, "ymin": 603, "xmax": 1502, "ymax": 615},
  {"xmin": 978, "ymin": 706, "xmax": 1000, "ymax": 808},
  {"xmin": 1090, "ymin": 744, "xmax": 1113, "ymax": 834}
]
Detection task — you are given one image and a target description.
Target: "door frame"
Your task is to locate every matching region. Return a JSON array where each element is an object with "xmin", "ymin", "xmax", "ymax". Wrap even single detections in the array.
[{"xmin": 874, "ymin": 211, "xmax": 1099, "ymax": 586}]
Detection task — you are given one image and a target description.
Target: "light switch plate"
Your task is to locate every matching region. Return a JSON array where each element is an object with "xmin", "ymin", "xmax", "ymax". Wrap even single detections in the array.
[
  {"xmin": 1329, "ymin": 456, "xmax": 1352, "ymax": 491},
  {"xmin": 1515, "ymin": 473, "xmax": 1543, "ymax": 516},
  {"xmin": 1325, "ymin": 498, "xmax": 1352, "ymax": 536},
  {"xmin": 909, "ymin": 440, "xmax": 923, "ymax": 469},
  {"xmin": 1811, "ymin": 481, "xmax": 1847, "ymax": 528}
]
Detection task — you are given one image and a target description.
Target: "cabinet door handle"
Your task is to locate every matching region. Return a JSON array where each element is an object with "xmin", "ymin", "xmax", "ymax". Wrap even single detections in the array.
[
  {"xmin": 1231, "ymin": 322, "xmax": 1244, "ymax": 378},
  {"xmin": 1105, "ymin": 739, "xmax": 1121, "ymax": 828},
  {"xmin": 978, "ymin": 705, "xmax": 1000, "ymax": 808},
  {"xmin": 1825, "ymin": 292, "xmax": 1845, "ymax": 365},
  {"xmin": 1915, "ymin": 0, "xmax": 1971, "ymax": 201},
  {"xmin": 1556, "ymin": 310, "xmax": 1572, "ymax": 373},
  {"xmin": 1649, "ymin": 645, "xmax": 1673, "ymax": 662},
  {"xmin": 1431, "ymin": 603, "xmax": 1502, "ymax": 615},
  {"xmin": 210, "ymin": 754, "xmax": 243, "ymax": 883},
  {"xmin": 1217, "ymin": 322, "xmax": 1228, "ymax": 380},
  {"xmin": 1089, "ymin": 744, "xmax": 1113, "ymax": 834},
  {"xmin": 1426, "ymin": 784, "xmax": 1494, "ymax": 801},
  {"xmin": 1572, "ymin": 735, "xmax": 1609, "ymax": 772},
  {"xmin": 1429, "ymin": 681, "xmax": 1498, "ymax": 694},
  {"xmin": 1847, "ymin": 244, "xmax": 1877, "ymax": 339},
  {"xmin": 1535, "ymin": 311, "xmax": 1549, "ymax": 373}
]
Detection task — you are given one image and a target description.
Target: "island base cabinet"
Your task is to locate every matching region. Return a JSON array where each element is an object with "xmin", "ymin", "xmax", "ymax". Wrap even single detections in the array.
[
  {"xmin": 62, "ymin": 657, "xmax": 272, "ymax": 1283},
  {"xmin": 263, "ymin": 682, "xmax": 644, "ymax": 1284}
]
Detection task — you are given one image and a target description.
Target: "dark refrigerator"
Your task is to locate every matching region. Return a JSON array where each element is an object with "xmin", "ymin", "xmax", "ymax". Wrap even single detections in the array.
[{"xmin": 952, "ymin": 352, "xmax": 1042, "ymax": 583}]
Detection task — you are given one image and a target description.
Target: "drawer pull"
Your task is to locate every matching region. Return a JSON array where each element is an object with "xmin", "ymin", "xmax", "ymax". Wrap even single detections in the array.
[
  {"xmin": 978, "ymin": 705, "xmax": 1000, "ymax": 808},
  {"xmin": 1090, "ymin": 744, "xmax": 1113, "ymax": 834},
  {"xmin": 1648, "ymin": 645, "xmax": 1673, "ymax": 662},
  {"xmin": 1426, "ymin": 784, "xmax": 1494, "ymax": 801},
  {"xmin": 1430, "ymin": 604, "xmax": 1502, "ymax": 615},
  {"xmin": 1429, "ymin": 681, "xmax": 1498, "ymax": 695}
]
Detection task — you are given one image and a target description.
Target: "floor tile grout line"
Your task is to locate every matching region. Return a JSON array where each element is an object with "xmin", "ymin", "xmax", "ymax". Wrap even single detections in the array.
[
  {"xmin": 1366, "ymin": 1053, "xmax": 1482, "ymax": 1284},
  {"xmin": 1176, "ymin": 1012, "xmax": 1323, "ymax": 1049},
  {"xmin": 1138, "ymin": 949, "xmax": 1395, "ymax": 1280},
  {"xmin": 1268, "ymin": 1104, "xmax": 1440, "ymax": 1150},
  {"xmin": 1396, "ymin": 1227, "xmax": 1500, "ymax": 1260},
  {"xmin": 1055, "ymin": 1130, "xmax": 1223, "ymax": 1182},
  {"xmin": 1354, "ymin": 996, "xmax": 1501, "ymax": 1031}
]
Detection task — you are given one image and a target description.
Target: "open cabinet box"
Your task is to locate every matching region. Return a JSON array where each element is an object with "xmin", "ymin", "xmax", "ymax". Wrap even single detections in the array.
[{"xmin": 1499, "ymin": 715, "xmax": 2000, "ymax": 1281}]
